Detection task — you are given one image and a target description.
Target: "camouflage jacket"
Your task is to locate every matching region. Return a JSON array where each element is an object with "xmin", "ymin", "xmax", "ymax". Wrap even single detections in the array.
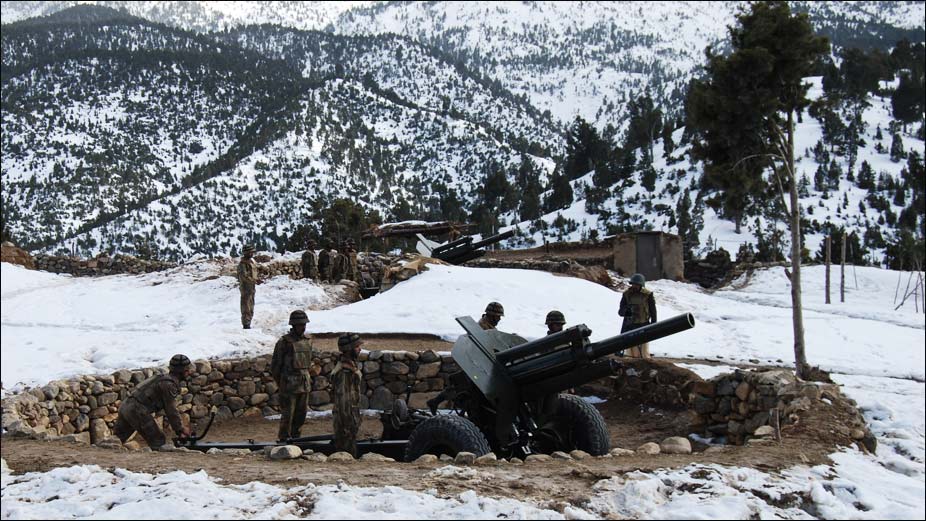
[
  {"xmin": 619, "ymin": 287, "xmax": 657, "ymax": 332},
  {"xmin": 330, "ymin": 358, "xmax": 362, "ymax": 431},
  {"xmin": 129, "ymin": 373, "xmax": 184, "ymax": 434},
  {"xmin": 271, "ymin": 332, "xmax": 314, "ymax": 394},
  {"xmin": 478, "ymin": 315, "xmax": 496, "ymax": 330},
  {"xmin": 238, "ymin": 258, "xmax": 259, "ymax": 287}
]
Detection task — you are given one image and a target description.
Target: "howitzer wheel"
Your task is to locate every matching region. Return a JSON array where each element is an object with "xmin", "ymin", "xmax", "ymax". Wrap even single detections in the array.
[
  {"xmin": 404, "ymin": 415, "xmax": 491, "ymax": 461},
  {"xmin": 547, "ymin": 394, "xmax": 610, "ymax": 456}
]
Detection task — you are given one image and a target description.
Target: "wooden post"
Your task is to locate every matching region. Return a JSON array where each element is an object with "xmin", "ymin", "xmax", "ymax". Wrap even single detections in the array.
[
  {"xmin": 825, "ymin": 235, "xmax": 831, "ymax": 304},
  {"xmin": 840, "ymin": 231, "xmax": 846, "ymax": 303}
]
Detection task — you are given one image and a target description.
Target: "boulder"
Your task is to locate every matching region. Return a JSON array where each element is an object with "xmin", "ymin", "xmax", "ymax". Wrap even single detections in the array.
[
  {"xmin": 454, "ymin": 452, "xmax": 476, "ymax": 465},
  {"xmin": 474, "ymin": 453, "xmax": 498, "ymax": 465},
  {"xmin": 269, "ymin": 445, "xmax": 302, "ymax": 460},
  {"xmin": 89, "ymin": 419, "xmax": 111, "ymax": 445},
  {"xmin": 415, "ymin": 362, "xmax": 442, "ymax": 380},
  {"xmin": 610, "ymin": 448, "xmax": 634, "ymax": 457},
  {"xmin": 636, "ymin": 442, "xmax": 661, "ymax": 455},
  {"xmin": 250, "ymin": 393, "xmax": 269, "ymax": 405},
  {"xmin": 360, "ymin": 453, "xmax": 395, "ymax": 462},
  {"xmin": 525, "ymin": 454, "xmax": 552, "ymax": 463},
  {"xmin": 414, "ymin": 454, "xmax": 439, "ymax": 464},
  {"xmin": 303, "ymin": 453, "xmax": 328, "ymax": 462},
  {"xmin": 569, "ymin": 450, "xmax": 592, "ymax": 460},
  {"xmin": 328, "ymin": 451, "xmax": 355, "ymax": 462},
  {"xmin": 754, "ymin": 425, "xmax": 775, "ymax": 437},
  {"xmin": 659, "ymin": 437, "xmax": 692, "ymax": 455}
]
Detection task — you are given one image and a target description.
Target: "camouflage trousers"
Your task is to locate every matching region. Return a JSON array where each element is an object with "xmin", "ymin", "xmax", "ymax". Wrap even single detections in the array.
[
  {"xmin": 333, "ymin": 406, "xmax": 361, "ymax": 457},
  {"xmin": 278, "ymin": 392, "xmax": 308, "ymax": 441},
  {"xmin": 626, "ymin": 342, "xmax": 650, "ymax": 359},
  {"xmin": 113, "ymin": 398, "xmax": 166, "ymax": 449},
  {"xmin": 240, "ymin": 283, "xmax": 255, "ymax": 327}
]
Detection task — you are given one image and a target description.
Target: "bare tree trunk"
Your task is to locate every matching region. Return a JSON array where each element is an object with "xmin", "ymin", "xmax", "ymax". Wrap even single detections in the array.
[
  {"xmin": 840, "ymin": 231, "xmax": 846, "ymax": 303},
  {"xmin": 787, "ymin": 111, "xmax": 810, "ymax": 378},
  {"xmin": 825, "ymin": 235, "xmax": 831, "ymax": 304}
]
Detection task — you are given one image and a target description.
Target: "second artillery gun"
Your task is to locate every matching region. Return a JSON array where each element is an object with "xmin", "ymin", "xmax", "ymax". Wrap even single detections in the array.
[{"xmin": 416, "ymin": 229, "xmax": 515, "ymax": 265}]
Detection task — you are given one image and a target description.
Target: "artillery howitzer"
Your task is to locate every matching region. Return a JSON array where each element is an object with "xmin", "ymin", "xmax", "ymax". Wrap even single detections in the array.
[
  {"xmin": 176, "ymin": 313, "xmax": 694, "ymax": 460},
  {"xmin": 416, "ymin": 229, "xmax": 515, "ymax": 265}
]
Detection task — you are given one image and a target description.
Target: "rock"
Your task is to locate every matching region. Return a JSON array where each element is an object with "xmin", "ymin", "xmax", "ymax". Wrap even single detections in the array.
[
  {"xmin": 850, "ymin": 428, "xmax": 866, "ymax": 440},
  {"xmin": 735, "ymin": 382, "xmax": 751, "ymax": 401},
  {"xmin": 509, "ymin": 457, "xmax": 523, "ymax": 465},
  {"xmin": 525, "ymin": 454, "xmax": 552, "ymax": 463},
  {"xmin": 238, "ymin": 380, "xmax": 257, "ymax": 396},
  {"xmin": 328, "ymin": 451, "xmax": 355, "ymax": 462},
  {"xmin": 408, "ymin": 392, "xmax": 440, "ymax": 410},
  {"xmin": 746, "ymin": 437, "xmax": 773, "ymax": 446},
  {"xmin": 636, "ymin": 442, "xmax": 661, "ymax": 455},
  {"xmin": 609, "ymin": 448, "xmax": 634, "ymax": 456},
  {"xmin": 551, "ymin": 451, "xmax": 572, "ymax": 460},
  {"xmin": 303, "ymin": 453, "xmax": 328, "ymax": 462},
  {"xmin": 360, "ymin": 453, "xmax": 395, "ymax": 462},
  {"xmin": 269, "ymin": 445, "xmax": 303, "ymax": 460},
  {"xmin": 382, "ymin": 362, "xmax": 410, "ymax": 376},
  {"xmin": 454, "ymin": 452, "xmax": 476, "ymax": 465},
  {"xmin": 704, "ymin": 445, "xmax": 727, "ymax": 454},
  {"xmin": 474, "ymin": 453, "xmax": 498, "ymax": 465},
  {"xmin": 439, "ymin": 454, "xmax": 454, "ymax": 462},
  {"xmin": 754, "ymin": 425, "xmax": 776, "ymax": 437},
  {"xmin": 692, "ymin": 396, "xmax": 716, "ymax": 414},
  {"xmin": 207, "ymin": 447, "xmax": 223, "ymax": 454},
  {"xmin": 191, "ymin": 405, "xmax": 210, "ymax": 419},
  {"xmin": 123, "ymin": 440, "xmax": 143, "ymax": 451},
  {"xmin": 716, "ymin": 379, "xmax": 737, "ymax": 396},
  {"xmin": 250, "ymin": 393, "xmax": 269, "ymax": 405},
  {"xmin": 363, "ymin": 361, "xmax": 380, "ymax": 374},
  {"xmin": 215, "ymin": 406, "xmax": 234, "ymax": 420},
  {"xmin": 74, "ymin": 413, "xmax": 90, "ymax": 432},
  {"xmin": 691, "ymin": 381, "xmax": 716, "ymax": 396},
  {"xmin": 227, "ymin": 397, "xmax": 246, "ymax": 411},
  {"xmin": 415, "ymin": 362, "xmax": 442, "ymax": 379},
  {"xmin": 89, "ymin": 419, "xmax": 110, "ymax": 445},
  {"xmin": 569, "ymin": 450, "xmax": 592, "ymax": 460},
  {"xmin": 113, "ymin": 370, "xmax": 133, "ymax": 384},
  {"xmin": 414, "ymin": 454, "xmax": 439, "ymax": 464},
  {"xmin": 308, "ymin": 391, "xmax": 330, "ymax": 406},
  {"xmin": 59, "ymin": 432, "xmax": 91, "ymax": 445},
  {"xmin": 659, "ymin": 437, "xmax": 692, "ymax": 455},
  {"xmin": 195, "ymin": 360, "xmax": 212, "ymax": 375},
  {"xmin": 420, "ymin": 350, "xmax": 440, "ymax": 363}
]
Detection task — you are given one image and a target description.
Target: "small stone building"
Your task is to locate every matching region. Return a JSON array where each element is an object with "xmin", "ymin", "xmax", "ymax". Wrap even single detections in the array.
[{"xmin": 611, "ymin": 231, "xmax": 683, "ymax": 281}]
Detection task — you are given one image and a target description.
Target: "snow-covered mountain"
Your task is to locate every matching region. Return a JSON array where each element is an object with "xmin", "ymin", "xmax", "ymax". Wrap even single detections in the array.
[{"xmin": 0, "ymin": 2, "xmax": 923, "ymax": 263}]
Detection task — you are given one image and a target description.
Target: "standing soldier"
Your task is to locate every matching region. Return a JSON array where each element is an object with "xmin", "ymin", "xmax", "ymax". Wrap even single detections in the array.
[
  {"xmin": 346, "ymin": 239, "xmax": 361, "ymax": 283},
  {"xmin": 301, "ymin": 238, "xmax": 319, "ymax": 281},
  {"xmin": 478, "ymin": 301, "xmax": 504, "ymax": 330},
  {"xmin": 238, "ymin": 245, "xmax": 259, "ymax": 329},
  {"xmin": 331, "ymin": 242, "xmax": 348, "ymax": 283},
  {"xmin": 317, "ymin": 239, "xmax": 332, "ymax": 283},
  {"xmin": 545, "ymin": 310, "xmax": 566, "ymax": 335},
  {"xmin": 113, "ymin": 354, "xmax": 192, "ymax": 450},
  {"xmin": 271, "ymin": 310, "xmax": 313, "ymax": 441},
  {"xmin": 331, "ymin": 333, "xmax": 363, "ymax": 457},
  {"xmin": 618, "ymin": 273, "xmax": 657, "ymax": 358}
]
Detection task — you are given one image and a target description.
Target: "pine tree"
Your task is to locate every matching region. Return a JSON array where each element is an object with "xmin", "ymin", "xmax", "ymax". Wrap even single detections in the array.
[
  {"xmin": 685, "ymin": 1, "xmax": 828, "ymax": 378},
  {"xmin": 890, "ymin": 133, "xmax": 906, "ymax": 162},
  {"xmin": 543, "ymin": 168, "xmax": 574, "ymax": 212}
]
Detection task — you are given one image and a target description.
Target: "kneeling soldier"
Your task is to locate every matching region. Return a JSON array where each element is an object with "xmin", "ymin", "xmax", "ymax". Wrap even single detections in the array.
[
  {"xmin": 114, "ymin": 354, "xmax": 192, "ymax": 450},
  {"xmin": 271, "ymin": 310, "xmax": 313, "ymax": 441},
  {"xmin": 478, "ymin": 301, "xmax": 505, "ymax": 330},
  {"xmin": 332, "ymin": 333, "xmax": 363, "ymax": 457}
]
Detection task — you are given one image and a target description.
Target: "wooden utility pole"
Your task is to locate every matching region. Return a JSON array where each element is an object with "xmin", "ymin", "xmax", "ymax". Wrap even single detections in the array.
[
  {"xmin": 840, "ymin": 231, "xmax": 846, "ymax": 303},
  {"xmin": 825, "ymin": 235, "xmax": 831, "ymax": 304}
]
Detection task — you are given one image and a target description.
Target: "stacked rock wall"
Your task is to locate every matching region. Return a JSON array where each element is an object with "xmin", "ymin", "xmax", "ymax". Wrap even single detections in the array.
[
  {"xmin": 1, "ymin": 242, "xmax": 35, "ymax": 269},
  {"xmin": 1, "ymin": 349, "xmax": 457, "ymax": 444},
  {"xmin": 33, "ymin": 253, "xmax": 176, "ymax": 276}
]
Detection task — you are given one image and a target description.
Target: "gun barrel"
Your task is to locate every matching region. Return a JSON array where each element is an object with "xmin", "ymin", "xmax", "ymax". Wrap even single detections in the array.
[
  {"xmin": 589, "ymin": 313, "xmax": 695, "ymax": 359},
  {"xmin": 470, "ymin": 229, "xmax": 515, "ymax": 249}
]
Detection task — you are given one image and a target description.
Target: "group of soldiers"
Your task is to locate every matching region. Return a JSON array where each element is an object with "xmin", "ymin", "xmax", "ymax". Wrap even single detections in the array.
[
  {"xmin": 115, "ymin": 257, "xmax": 657, "ymax": 455},
  {"xmin": 237, "ymin": 241, "xmax": 360, "ymax": 329},
  {"xmin": 300, "ymin": 238, "xmax": 360, "ymax": 285}
]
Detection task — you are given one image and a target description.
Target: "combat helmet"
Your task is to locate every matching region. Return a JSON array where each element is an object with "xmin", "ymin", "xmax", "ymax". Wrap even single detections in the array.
[
  {"xmin": 545, "ymin": 310, "xmax": 566, "ymax": 326},
  {"xmin": 169, "ymin": 354, "xmax": 192, "ymax": 372},
  {"xmin": 337, "ymin": 333, "xmax": 362, "ymax": 353},
  {"xmin": 629, "ymin": 273, "xmax": 646, "ymax": 287},
  {"xmin": 289, "ymin": 310, "xmax": 309, "ymax": 325},
  {"xmin": 243, "ymin": 244, "xmax": 256, "ymax": 254},
  {"xmin": 485, "ymin": 301, "xmax": 505, "ymax": 317}
]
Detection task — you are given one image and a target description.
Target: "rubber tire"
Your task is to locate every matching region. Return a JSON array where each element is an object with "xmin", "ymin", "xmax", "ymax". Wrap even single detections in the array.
[
  {"xmin": 404, "ymin": 415, "xmax": 491, "ymax": 462},
  {"xmin": 554, "ymin": 394, "xmax": 610, "ymax": 456}
]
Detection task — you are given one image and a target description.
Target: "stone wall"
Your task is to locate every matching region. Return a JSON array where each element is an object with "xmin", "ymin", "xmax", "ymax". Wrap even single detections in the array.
[
  {"xmin": 1, "ymin": 242, "xmax": 35, "ymax": 269},
  {"xmin": 33, "ymin": 253, "xmax": 176, "ymax": 276},
  {"xmin": 1, "ymin": 349, "xmax": 457, "ymax": 444}
]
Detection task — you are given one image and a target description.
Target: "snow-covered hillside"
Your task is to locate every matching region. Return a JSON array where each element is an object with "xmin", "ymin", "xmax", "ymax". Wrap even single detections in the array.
[{"xmin": 502, "ymin": 77, "xmax": 926, "ymax": 265}]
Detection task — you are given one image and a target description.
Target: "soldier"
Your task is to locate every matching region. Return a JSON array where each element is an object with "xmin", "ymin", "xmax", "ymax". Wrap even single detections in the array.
[
  {"xmin": 330, "ymin": 242, "xmax": 346, "ymax": 283},
  {"xmin": 301, "ymin": 238, "xmax": 319, "ymax": 281},
  {"xmin": 618, "ymin": 273, "xmax": 657, "ymax": 358},
  {"xmin": 271, "ymin": 310, "xmax": 313, "ymax": 441},
  {"xmin": 238, "ymin": 244, "xmax": 259, "ymax": 329},
  {"xmin": 545, "ymin": 310, "xmax": 566, "ymax": 335},
  {"xmin": 346, "ymin": 239, "xmax": 360, "ymax": 283},
  {"xmin": 113, "ymin": 354, "xmax": 192, "ymax": 450},
  {"xmin": 331, "ymin": 333, "xmax": 363, "ymax": 457},
  {"xmin": 478, "ymin": 301, "xmax": 504, "ymax": 330},
  {"xmin": 317, "ymin": 240, "xmax": 332, "ymax": 283}
]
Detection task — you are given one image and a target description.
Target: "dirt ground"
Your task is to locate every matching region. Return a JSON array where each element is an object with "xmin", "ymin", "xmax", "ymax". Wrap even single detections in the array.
[{"xmin": 1, "ymin": 377, "xmax": 859, "ymax": 506}]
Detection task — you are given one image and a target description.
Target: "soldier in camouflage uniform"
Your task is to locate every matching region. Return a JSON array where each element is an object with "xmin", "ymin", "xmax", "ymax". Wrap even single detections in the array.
[
  {"xmin": 114, "ymin": 354, "xmax": 192, "ymax": 450},
  {"xmin": 331, "ymin": 333, "xmax": 363, "ymax": 457},
  {"xmin": 346, "ymin": 239, "xmax": 360, "ymax": 283},
  {"xmin": 271, "ymin": 310, "xmax": 314, "ymax": 441},
  {"xmin": 238, "ymin": 245, "xmax": 259, "ymax": 329},
  {"xmin": 618, "ymin": 273, "xmax": 657, "ymax": 358},
  {"xmin": 317, "ymin": 240, "xmax": 333, "ymax": 283},
  {"xmin": 478, "ymin": 301, "xmax": 504, "ymax": 330},
  {"xmin": 301, "ymin": 238, "xmax": 319, "ymax": 281},
  {"xmin": 545, "ymin": 310, "xmax": 566, "ymax": 335},
  {"xmin": 330, "ymin": 242, "xmax": 346, "ymax": 283}
]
